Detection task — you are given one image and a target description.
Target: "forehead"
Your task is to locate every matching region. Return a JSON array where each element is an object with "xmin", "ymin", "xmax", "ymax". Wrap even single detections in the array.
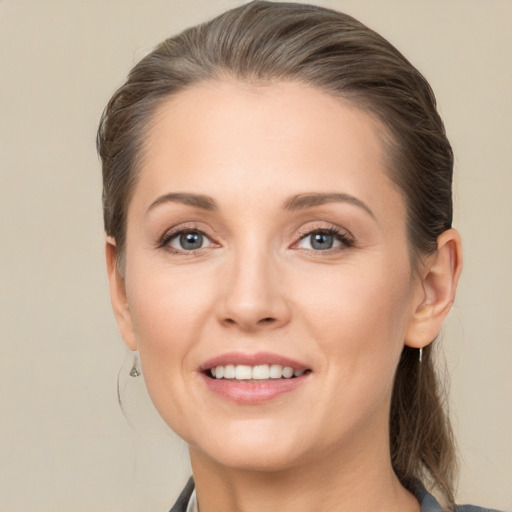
[{"xmin": 133, "ymin": 80, "xmax": 403, "ymax": 219}]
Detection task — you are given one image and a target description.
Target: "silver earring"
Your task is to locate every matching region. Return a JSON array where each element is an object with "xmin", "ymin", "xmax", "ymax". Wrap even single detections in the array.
[
  {"xmin": 419, "ymin": 347, "xmax": 423, "ymax": 363},
  {"xmin": 129, "ymin": 353, "xmax": 141, "ymax": 377}
]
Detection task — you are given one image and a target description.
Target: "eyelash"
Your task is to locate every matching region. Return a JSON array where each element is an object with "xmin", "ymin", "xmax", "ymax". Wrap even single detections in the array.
[
  {"xmin": 294, "ymin": 225, "xmax": 354, "ymax": 252},
  {"xmin": 157, "ymin": 224, "xmax": 354, "ymax": 255},
  {"xmin": 158, "ymin": 224, "xmax": 215, "ymax": 255}
]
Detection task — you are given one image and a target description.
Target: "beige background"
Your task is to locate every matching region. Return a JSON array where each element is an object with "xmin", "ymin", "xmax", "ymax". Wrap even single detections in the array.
[{"xmin": 1, "ymin": 1, "xmax": 511, "ymax": 511}]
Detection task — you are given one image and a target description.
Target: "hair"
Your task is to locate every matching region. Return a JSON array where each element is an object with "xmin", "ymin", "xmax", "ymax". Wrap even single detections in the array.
[{"xmin": 97, "ymin": 1, "xmax": 456, "ymax": 508}]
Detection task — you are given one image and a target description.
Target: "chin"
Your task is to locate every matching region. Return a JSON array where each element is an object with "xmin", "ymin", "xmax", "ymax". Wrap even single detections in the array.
[
  {"xmin": 201, "ymin": 445, "xmax": 304, "ymax": 473},
  {"xmin": 187, "ymin": 419, "xmax": 311, "ymax": 472}
]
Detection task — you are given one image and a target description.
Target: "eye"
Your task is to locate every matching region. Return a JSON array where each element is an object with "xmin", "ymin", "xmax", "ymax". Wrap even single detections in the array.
[
  {"xmin": 295, "ymin": 228, "xmax": 353, "ymax": 251},
  {"xmin": 299, "ymin": 231, "xmax": 339, "ymax": 250},
  {"xmin": 164, "ymin": 229, "xmax": 213, "ymax": 252}
]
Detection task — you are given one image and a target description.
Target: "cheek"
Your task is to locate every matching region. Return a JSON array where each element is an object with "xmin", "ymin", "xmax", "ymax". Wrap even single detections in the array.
[
  {"xmin": 124, "ymin": 264, "xmax": 217, "ymax": 370},
  {"xmin": 123, "ymin": 268, "xmax": 218, "ymax": 436},
  {"xmin": 296, "ymin": 261, "xmax": 413, "ymax": 432},
  {"xmin": 295, "ymin": 255, "xmax": 414, "ymax": 395},
  {"xmin": 299, "ymin": 259, "xmax": 412, "ymax": 340}
]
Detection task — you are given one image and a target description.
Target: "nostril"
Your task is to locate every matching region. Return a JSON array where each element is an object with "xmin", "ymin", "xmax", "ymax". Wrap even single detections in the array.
[{"xmin": 220, "ymin": 315, "xmax": 283, "ymax": 329}]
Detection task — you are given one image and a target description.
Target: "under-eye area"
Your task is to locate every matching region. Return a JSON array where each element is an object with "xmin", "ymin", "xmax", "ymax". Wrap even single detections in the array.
[{"xmin": 206, "ymin": 364, "xmax": 312, "ymax": 380}]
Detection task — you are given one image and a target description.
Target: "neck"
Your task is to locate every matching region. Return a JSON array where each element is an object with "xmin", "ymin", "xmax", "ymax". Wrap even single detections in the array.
[{"xmin": 188, "ymin": 427, "xmax": 420, "ymax": 512}]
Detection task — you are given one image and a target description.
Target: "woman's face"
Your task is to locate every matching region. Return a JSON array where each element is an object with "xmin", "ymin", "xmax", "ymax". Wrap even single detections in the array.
[{"xmin": 114, "ymin": 80, "xmax": 426, "ymax": 471}]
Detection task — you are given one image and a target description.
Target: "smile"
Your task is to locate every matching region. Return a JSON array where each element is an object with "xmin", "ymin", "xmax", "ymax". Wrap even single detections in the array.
[
  {"xmin": 200, "ymin": 352, "xmax": 312, "ymax": 403},
  {"xmin": 209, "ymin": 364, "xmax": 307, "ymax": 380}
]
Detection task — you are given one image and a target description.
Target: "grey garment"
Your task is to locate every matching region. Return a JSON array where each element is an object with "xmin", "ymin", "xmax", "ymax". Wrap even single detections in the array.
[
  {"xmin": 170, "ymin": 477, "xmax": 504, "ymax": 512},
  {"xmin": 170, "ymin": 478, "xmax": 195, "ymax": 512},
  {"xmin": 415, "ymin": 482, "xmax": 504, "ymax": 512}
]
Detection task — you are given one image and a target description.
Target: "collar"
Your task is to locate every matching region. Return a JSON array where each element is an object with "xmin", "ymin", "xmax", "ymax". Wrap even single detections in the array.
[
  {"xmin": 415, "ymin": 481, "xmax": 443, "ymax": 512},
  {"xmin": 183, "ymin": 480, "xmax": 443, "ymax": 512},
  {"xmin": 186, "ymin": 489, "xmax": 199, "ymax": 512}
]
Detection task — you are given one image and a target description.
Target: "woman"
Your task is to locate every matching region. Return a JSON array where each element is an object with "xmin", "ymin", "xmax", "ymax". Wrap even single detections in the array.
[{"xmin": 97, "ymin": 2, "xmax": 500, "ymax": 511}]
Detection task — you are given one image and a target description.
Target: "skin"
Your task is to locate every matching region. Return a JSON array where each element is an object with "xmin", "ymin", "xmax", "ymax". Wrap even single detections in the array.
[{"xmin": 106, "ymin": 80, "xmax": 462, "ymax": 512}]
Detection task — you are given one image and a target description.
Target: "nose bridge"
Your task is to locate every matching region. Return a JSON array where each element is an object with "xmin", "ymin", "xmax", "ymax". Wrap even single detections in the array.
[{"xmin": 217, "ymin": 236, "xmax": 289, "ymax": 330}]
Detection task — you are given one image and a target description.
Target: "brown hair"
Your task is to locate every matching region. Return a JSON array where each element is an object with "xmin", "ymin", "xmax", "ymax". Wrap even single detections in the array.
[{"xmin": 97, "ymin": 1, "xmax": 456, "ymax": 508}]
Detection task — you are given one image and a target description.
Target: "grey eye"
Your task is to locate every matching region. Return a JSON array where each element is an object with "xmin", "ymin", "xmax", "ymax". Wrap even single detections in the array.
[
  {"xmin": 309, "ymin": 232, "xmax": 334, "ymax": 250},
  {"xmin": 170, "ymin": 231, "xmax": 206, "ymax": 251},
  {"xmin": 298, "ymin": 231, "xmax": 342, "ymax": 251}
]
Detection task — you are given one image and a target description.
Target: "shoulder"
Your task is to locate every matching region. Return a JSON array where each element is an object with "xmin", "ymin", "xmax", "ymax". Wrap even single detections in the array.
[
  {"xmin": 455, "ymin": 507, "xmax": 505, "ymax": 512},
  {"xmin": 416, "ymin": 482, "xmax": 505, "ymax": 512},
  {"xmin": 169, "ymin": 479, "xmax": 506, "ymax": 512}
]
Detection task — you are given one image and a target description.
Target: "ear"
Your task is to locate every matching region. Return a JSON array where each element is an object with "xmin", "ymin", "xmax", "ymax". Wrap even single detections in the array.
[
  {"xmin": 405, "ymin": 229, "xmax": 463, "ymax": 349},
  {"xmin": 105, "ymin": 237, "xmax": 137, "ymax": 351}
]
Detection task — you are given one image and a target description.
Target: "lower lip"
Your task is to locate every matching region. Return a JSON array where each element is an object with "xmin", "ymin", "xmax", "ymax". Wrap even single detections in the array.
[{"xmin": 201, "ymin": 373, "xmax": 309, "ymax": 404}]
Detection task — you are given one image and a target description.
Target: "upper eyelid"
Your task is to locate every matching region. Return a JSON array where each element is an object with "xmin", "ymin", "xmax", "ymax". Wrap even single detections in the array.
[
  {"xmin": 296, "ymin": 222, "xmax": 353, "ymax": 239},
  {"xmin": 297, "ymin": 225, "xmax": 339, "ymax": 236},
  {"xmin": 161, "ymin": 221, "xmax": 211, "ymax": 235}
]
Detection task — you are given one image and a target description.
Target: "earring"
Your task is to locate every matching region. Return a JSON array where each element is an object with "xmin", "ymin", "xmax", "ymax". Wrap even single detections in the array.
[
  {"xmin": 129, "ymin": 353, "xmax": 141, "ymax": 377},
  {"xmin": 419, "ymin": 347, "xmax": 423, "ymax": 363}
]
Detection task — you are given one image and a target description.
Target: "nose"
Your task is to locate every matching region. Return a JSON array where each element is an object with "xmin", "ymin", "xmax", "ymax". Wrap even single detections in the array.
[{"xmin": 216, "ymin": 248, "xmax": 291, "ymax": 332}]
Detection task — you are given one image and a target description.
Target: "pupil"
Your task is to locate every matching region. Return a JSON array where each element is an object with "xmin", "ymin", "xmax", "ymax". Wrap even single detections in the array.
[
  {"xmin": 180, "ymin": 232, "xmax": 203, "ymax": 250},
  {"xmin": 311, "ymin": 233, "xmax": 333, "ymax": 250}
]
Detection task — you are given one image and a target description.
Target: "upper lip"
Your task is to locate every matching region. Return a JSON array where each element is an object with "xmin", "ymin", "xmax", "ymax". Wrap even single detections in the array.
[{"xmin": 200, "ymin": 352, "xmax": 310, "ymax": 372}]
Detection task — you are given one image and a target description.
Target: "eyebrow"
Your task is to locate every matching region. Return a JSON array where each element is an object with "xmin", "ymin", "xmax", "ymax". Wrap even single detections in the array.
[
  {"xmin": 146, "ymin": 192, "xmax": 218, "ymax": 214},
  {"xmin": 283, "ymin": 193, "xmax": 375, "ymax": 219},
  {"xmin": 146, "ymin": 191, "xmax": 374, "ymax": 219}
]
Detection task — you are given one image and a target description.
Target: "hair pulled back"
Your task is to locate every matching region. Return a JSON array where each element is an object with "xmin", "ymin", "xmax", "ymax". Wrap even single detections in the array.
[{"xmin": 97, "ymin": 1, "xmax": 456, "ymax": 508}]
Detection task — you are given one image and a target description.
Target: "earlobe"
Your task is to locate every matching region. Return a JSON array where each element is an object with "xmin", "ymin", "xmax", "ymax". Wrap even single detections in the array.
[
  {"xmin": 105, "ymin": 237, "xmax": 138, "ymax": 351},
  {"xmin": 405, "ymin": 229, "xmax": 463, "ymax": 349}
]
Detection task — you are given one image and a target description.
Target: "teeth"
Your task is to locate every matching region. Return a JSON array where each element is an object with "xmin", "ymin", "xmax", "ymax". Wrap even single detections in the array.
[
  {"xmin": 235, "ymin": 365, "xmax": 252, "ymax": 380},
  {"xmin": 253, "ymin": 364, "xmax": 270, "ymax": 380},
  {"xmin": 210, "ymin": 364, "xmax": 306, "ymax": 380},
  {"xmin": 269, "ymin": 364, "xmax": 283, "ymax": 378},
  {"xmin": 224, "ymin": 364, "xmax": 235, "ymax": 379},
  {"xmin": 282, "ymin": 366, "xmax": 294, "ymax": 378}
]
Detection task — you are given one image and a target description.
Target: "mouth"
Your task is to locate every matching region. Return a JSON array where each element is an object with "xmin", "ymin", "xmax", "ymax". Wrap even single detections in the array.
[
  {"xmin": 199, "ymin": 352, "xmax": 312, "ymax": 403},
  {"xmin": 206, "ymin": 364, "xmax": 310, "ymax": 380}
]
